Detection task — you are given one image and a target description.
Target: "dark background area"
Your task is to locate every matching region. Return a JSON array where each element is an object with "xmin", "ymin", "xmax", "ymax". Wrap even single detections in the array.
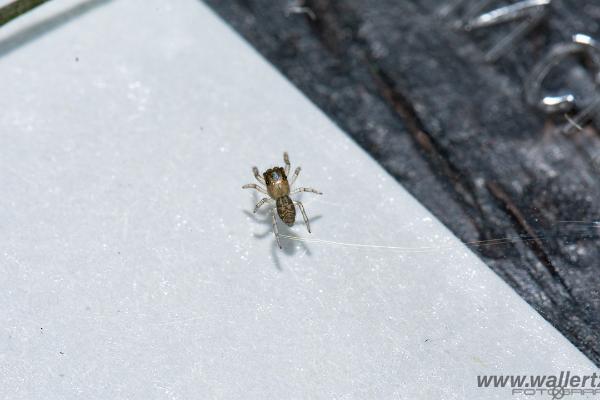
[{"xmin": 204, "ymin": 0, "xmax": 600, "ymax": 365}]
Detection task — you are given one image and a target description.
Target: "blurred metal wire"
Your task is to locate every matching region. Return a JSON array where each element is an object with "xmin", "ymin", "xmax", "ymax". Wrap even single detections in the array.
[{"xmin": 0, "ymin": 0, "xmax": 51, "ymax": 27}]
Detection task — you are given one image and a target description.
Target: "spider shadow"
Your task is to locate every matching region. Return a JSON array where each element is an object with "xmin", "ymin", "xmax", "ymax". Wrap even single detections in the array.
[{"xmin": 243, "ymin": 193, "xmax": 322, "ymax": 271}]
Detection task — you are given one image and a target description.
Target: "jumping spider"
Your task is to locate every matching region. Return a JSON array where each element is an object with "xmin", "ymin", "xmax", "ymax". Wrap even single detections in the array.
[{"xmin": 243, "ymin": 152, "xmax": 322, "ymax": 249}]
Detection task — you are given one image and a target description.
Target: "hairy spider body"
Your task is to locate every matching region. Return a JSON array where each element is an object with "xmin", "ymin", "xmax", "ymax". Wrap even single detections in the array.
[
  {"xmin": 276, "ymin": 196, "xmax": 296, "ymax": 226},
  {"xmin": 243, "ymin": 152, "xmax": 322, "ymax": 249},
  {"xmin": 263, "ymin": 166, "xmax": 296, "ymax": 226}
]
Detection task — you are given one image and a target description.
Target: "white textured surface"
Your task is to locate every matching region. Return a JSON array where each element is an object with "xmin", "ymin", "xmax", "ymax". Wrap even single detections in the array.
[{"xmin": 0, "ymin": 0, "xmax": 596, "ymax": 398}]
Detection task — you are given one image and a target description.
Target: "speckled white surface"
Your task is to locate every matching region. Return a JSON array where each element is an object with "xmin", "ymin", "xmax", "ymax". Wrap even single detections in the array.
[{"xmin": 0, "ymin": 0, "xmax": 596, "ymax": 398}]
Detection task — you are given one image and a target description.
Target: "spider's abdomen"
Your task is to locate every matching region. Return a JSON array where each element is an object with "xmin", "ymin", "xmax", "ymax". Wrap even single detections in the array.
[{"xmin": 276, "ymin": 195, "xmax": 296, "ymax": 226}]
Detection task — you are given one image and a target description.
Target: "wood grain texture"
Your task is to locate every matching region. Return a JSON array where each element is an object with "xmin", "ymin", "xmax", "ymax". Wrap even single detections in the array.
[{"xmin": 204, "ymin": 0, "xmax": 600, "ymax": 365}]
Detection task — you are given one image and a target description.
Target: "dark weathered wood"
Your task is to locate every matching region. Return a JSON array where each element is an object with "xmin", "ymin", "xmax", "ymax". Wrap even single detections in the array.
[{"xmin": 204, "ymin": 0, "xmax": 600, "ymax": 365}]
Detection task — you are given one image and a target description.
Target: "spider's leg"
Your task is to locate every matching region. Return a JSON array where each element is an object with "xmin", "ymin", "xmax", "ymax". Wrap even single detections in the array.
[
  {"xmin": 289, "ymin": 166, "xmax": 301, "ymax": 187},
  {"xmin": 252, "ymin": 166, "xmax": 265, "ymax": 185},
  {"xmin": 291, "ymin": 186, "xmax": 322, "ymax": 195},
  {"xmin": 293, "ymin": 200, "xmax": 311, "ymax": 234},
  {"xmin": 283, "ymin": 152, "xmax": 291, "ymax": 176},
  {"xmin": 253, "ymin": 197, "xmax": 273, "ymax": 213},
  {"xmin": 272, "ymin": 208, "xmax": 282, "ymax": 248},
  {"xmin": 242, "ymin": 183, "xmax": 268, "ymax": 195}
]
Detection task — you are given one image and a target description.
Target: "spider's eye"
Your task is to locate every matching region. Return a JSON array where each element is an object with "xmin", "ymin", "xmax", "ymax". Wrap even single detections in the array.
[{"xmin": 271, "ymin": 171, "xmax": 280, "ymax": 181}]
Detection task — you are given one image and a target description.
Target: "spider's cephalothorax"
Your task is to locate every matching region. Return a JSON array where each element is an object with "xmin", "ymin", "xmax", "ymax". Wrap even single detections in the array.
[{"xmin": 243, "ymin": 152, "xmax": 322, "ymax": 249}]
